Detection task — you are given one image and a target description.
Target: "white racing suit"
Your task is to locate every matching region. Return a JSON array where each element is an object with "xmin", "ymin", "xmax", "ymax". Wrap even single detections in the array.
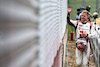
[{"xmin": 67, "ymin": 14, "xmax": 97, "ymax": 67}]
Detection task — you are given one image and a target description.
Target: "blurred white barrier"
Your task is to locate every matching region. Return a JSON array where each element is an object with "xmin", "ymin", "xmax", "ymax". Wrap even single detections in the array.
[
  {"xmin": 39, "ymin": 0, "xmax": 67, "ymax": 67},
  {"xmin": 0, "ymin": 0, "xmax": 67, "ymax": 67}
]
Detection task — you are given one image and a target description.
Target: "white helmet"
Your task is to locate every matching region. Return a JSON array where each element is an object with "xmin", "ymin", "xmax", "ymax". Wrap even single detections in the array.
[{"xmin": 93, "ymin": 12, "xmax": 98, "ymax": 17}]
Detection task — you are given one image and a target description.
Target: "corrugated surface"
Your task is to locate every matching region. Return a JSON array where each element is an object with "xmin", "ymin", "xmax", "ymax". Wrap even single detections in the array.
[
  {"xmin": 0, "ymin": 0, "xmax": 39, "ymax": 67},
  {"xmin": 39, "ymin": 0, "xmax": 67, "ymax": 67},
  {"xmin": 0, "ymin": 0, "xmax": 67, "ymax": 67}
]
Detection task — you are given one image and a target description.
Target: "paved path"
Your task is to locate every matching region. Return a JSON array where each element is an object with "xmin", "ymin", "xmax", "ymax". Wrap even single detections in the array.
[{"xmin": 65, "ymin": 40, "xmax": 96, "ymax": 67}]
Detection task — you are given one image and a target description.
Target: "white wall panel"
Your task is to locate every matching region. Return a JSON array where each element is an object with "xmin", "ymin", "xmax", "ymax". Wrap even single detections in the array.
[
  {"xmin": 0, "ymin": 0, "xmax": 67, "ymax": 67},
  {"xmin": 39, "ymin": 0, "xmax": 67, "ymax": 67},
  {"xmin": 0, "ymin": 0, "xmax": 39, "ymax": 67}
]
